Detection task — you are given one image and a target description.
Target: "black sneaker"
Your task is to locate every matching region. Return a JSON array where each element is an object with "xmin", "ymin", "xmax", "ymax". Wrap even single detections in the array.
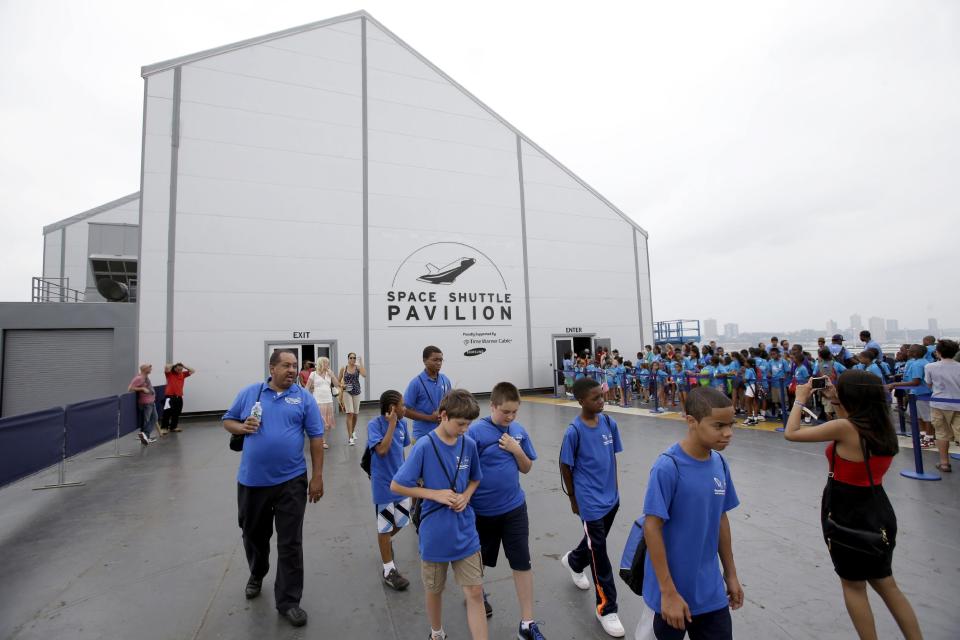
[
  {"xmin": 281, "ymin": 605, "xmax": 307, "ymax": 627},
  {"xmin": 483, "ymin": 592, "xmax": 493, "ymax": 618},
  {"xmin": 245, "ymin": 575, "xmax": 262, "ymax": 599},
  {"xmin": 518, "ymin": 621, "xmax": 547, "ymax": 640},
  {"xmin": 383, "ymin": 568, "xmax": 410, "ymax": 591}
]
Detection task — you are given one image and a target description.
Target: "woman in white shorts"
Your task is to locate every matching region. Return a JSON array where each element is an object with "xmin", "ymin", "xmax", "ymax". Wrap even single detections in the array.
[
  {"xmin": 308, "ymin": 357, "xmax": 339, "ymax": 449},
  {"xmin": 339, "ymin": 353, "xmax": 367, "ymax": 445}
]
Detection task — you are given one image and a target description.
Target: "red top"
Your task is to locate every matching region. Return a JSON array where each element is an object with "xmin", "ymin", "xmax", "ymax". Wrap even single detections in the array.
[
  {"xmin": 164, "ymin": 370, "xmax": 192, "ymax": 397},
  {"xmin": 825, "ymin": 442, "xmax": 893, "ymax": 487}
]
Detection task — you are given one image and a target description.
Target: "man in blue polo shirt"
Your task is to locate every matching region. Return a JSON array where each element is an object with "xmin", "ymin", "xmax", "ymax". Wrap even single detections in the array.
[
  {"xmin": 404, "ymin": 345, "xmax": 452, "ymax": 441},
  {"xmin": 223, "ymin": 349, "xmax": 325, "ymax": 628}
]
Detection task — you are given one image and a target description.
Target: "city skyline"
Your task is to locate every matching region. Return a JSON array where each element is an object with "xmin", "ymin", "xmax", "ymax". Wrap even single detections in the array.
[{"xmin": 703, "ymin": 315, "xmax": 952, "ymax": 338}]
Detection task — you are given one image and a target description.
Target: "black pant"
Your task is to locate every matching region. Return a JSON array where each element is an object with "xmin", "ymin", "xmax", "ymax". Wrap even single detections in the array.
[
  {"xmin": 237, "ymin": 474, "xmax": 308, "ymax": 611},
  {"xmin": 161, "ymin": 395, "xmax": 184, "ymax": 430},
  {"xmin": 652, "ymin": 606, "xmax": 732, "ymax": 639},
  {"xmin": 568, "ymin": 502, "xmax": 619, "ymax": 615}
]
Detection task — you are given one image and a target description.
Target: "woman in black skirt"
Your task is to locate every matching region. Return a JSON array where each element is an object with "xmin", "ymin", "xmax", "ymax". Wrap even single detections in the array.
[{"xmin": 785, "ymin": 369, "xmax": 922, "ymax": 640}]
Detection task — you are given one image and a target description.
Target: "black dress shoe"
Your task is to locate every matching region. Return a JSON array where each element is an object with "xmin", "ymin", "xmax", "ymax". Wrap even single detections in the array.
[
  {"xmin": 245, "ymin": 575, "xmax": 262, "ymax": 599},
  {"xmin": 281, "ymin": 606, "xmax": 308, "ymax": 627}
]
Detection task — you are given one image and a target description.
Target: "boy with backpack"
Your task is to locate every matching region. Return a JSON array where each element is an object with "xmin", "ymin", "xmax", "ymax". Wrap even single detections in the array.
[
  {"xmin": 366, "ymin": 390, "xmax": 412, "ymax": 591},
  {"xmin": 559, "ymin": 377, "xmax": 625, "ymax": 637},
  {"xmin": 636, "ymin": 386, "xmax": 743, "ymax": 640},
  {"xmin": 391, "ymin": 389, "xmax": 486, "ymax": 640},
  {"xmin": 468, "ymin": 382, "xmax": 545, "ymax": 640}
]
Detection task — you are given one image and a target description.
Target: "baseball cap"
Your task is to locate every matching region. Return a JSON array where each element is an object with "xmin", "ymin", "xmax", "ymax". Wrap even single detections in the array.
[{"xmin": 832, "ymin": 334, "xmax": 844, "ymax": 342}]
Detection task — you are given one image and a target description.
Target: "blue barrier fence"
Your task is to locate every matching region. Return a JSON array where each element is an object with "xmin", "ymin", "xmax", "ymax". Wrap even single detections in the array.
[
  {"xmin": 899, "ymin": 393, "xmax": 960, "ymax": 482},
  {"xmin": 0, "ymin": 384, "xmax": 166, "ymax": 490}
]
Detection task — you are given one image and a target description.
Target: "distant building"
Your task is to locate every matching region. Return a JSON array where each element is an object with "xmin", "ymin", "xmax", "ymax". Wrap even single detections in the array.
[
  {"xmin": 886, "ymin": 319, "xmax": 898, "ymax": 332},
  {"xmin": 723, "ymin": 323, "xmax": 739, "ymax": 339},
  {"xmin": 929, "ymin": 318, "xmax": 940, "ymax": 335},
  {"xmin": 703, "ymin": 318, "xmax": 718, "ymax": 340},
  {"xmin": 826, "ymin": 319, "xmax": 838, "ymax": 334},
  {"xmin": 868, "ymin": 317, "xmax": 886, "ymax": 342},
  {"xmin": 850, "ymin": 314, "xmax": 862, "ymax": 333}
]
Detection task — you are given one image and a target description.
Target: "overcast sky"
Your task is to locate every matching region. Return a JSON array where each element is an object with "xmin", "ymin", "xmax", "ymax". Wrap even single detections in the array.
[{"xmin": 1, "ymin": 0, "xmax": 957, "ymax": 333}]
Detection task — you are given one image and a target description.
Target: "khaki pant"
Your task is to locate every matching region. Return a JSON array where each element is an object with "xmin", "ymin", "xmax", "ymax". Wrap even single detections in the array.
[
  {"xmin": 932, "ymin": 408, "xmax": 960, "ymax": 442},
  {"xmin": 421, "ymin": 551, "xmax": 484, "ymax": 593}
]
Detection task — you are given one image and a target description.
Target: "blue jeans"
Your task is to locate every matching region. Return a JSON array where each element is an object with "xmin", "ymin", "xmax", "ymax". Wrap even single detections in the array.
[{"xmin": 138, "ymin": 402, "xmax": 157, "ymax": 436}]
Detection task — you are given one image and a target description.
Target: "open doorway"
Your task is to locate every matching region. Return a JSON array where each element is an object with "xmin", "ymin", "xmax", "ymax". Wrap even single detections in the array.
[
  {"xmin": 265, "ymin": 341, "xmax": 339, "ymax": 382},
  {"xmin": 551, "ymin": 333, "xmax": 596, "ymax": 395}
]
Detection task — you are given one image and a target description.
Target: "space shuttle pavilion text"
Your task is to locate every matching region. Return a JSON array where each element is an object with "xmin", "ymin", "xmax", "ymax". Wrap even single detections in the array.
[{"xmin": 385, "ymin": 290, "xmax": 513, "ymax": 322}]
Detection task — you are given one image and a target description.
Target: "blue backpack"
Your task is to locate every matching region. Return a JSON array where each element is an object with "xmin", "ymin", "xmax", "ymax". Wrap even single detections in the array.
[{"xmin": 619, "ymin": 452, "xmax": 728, "ymax": 595}]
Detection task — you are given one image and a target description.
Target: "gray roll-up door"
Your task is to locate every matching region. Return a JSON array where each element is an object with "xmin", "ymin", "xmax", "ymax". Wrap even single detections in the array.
[{"xmin": 2, "ymin": 329, "xmax": 114, "ymax": 417}]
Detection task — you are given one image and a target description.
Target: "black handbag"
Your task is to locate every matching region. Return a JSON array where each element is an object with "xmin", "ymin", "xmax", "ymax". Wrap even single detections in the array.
[
  {"xmin": 229, "ymin": 384, "xmax": 266, "ymax": 452},
  {"xmin": 823, "ymin": 440, "xmax": 890, "ymax": 556}
]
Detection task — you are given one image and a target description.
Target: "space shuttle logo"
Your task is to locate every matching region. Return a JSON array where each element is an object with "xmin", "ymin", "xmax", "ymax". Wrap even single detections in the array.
[
  {"xmin": 386, "ymin": 242, "xmax": 513, "ymax": 327},
  {"xmin": 417, "ymin": 258, "xmax": 476, "ymax": 285}
]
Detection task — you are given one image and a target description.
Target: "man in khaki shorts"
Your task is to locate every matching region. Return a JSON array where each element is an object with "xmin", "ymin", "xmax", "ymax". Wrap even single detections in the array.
[
  {"xmin": 924, "ymin": 339, "xmax": 960, "ymax": 473},
  {"xmin": 391, "ymin": 389, "xmax": 487, "ymax": 640}
]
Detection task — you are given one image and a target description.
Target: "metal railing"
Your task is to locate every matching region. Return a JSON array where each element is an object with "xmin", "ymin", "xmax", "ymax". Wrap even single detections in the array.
[{"xmin": 31, "ymin": 277, "xmax": 85, "ymax": 302}]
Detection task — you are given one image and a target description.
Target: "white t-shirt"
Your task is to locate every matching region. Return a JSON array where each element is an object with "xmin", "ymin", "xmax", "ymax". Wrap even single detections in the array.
[
  {"xmin": 924, "ymin": 360, "xmax": 960, "ymax": 411},
  {"xmin": 308, "ymin": 371, "xmax": 335, "ymax": 404}
]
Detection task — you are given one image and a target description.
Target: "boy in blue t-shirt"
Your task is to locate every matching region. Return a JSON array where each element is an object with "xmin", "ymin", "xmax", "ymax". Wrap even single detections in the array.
[
  {"xmin": 637, "ymin": 386, "xmax": 743, "ymax": 640},
  {"xmin": 367, "ymin": 390, "xmax": 412, "ymax": 592},
  {"xmin": 391, "ymin": 389, "xmax": 485, "ymax": 640},
  {"xmin": 468, "ymin": 382, "xmax": 545, "ymax": 640},
  {"xmin": 559, "ymin": 378, "xmax": 625, "ymax": 637}
]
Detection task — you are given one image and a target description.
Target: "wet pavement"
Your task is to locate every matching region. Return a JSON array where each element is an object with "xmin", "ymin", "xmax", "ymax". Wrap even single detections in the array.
[{"xmin": 1, "ymin": 396, "xmax": 957, "ymax": 640}]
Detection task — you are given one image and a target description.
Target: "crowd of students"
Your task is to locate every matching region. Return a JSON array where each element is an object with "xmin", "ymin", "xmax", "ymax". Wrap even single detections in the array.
[
  {"xmin": 360, "ymin": 337, "xmax": 957, "ymax": 639},
  {"xmin": 560, "ymin": 333, "xmax": 958, "ymax": 443}
]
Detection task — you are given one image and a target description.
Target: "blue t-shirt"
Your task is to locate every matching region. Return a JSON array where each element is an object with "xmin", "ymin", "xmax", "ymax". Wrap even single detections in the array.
[
  {"xmin": 638, "ymin": 369, "xmax": 651, "ymax": 384},
  {"xmin": 393, "ymin": 432, "xmax": 482, "ymax": 562},
  {"xmin": 367, "ymin": 415, "xmax": 410, "ymax": 504},
  {"xmin": 925, "ymin": 345, "xmax": 936, "ymax": 363},
  {"xmin": 768, "ymin": 358, "xmax": 787, "ymax": 381},
  {"xmin": 743, "ymin": 367, "xmax": 757, "ymax": 387},
  {"xmin": 468, "ymin": 417, "xmax": 538, "ymax": 516},
  {"xmin": 559, "ymin": 414, "xmax": 623, "ymax": 522},
  {"xmin": 403, "ymin": 371, "xmax": 452, "ymax": 440},
  {"xmin": 864, "ymin": 340, "xmax": 884, "ymax": 361},
  {"xmin": 793, "ymin": 363, "xmax": 811, "ymax": 384},
  {"xmin": 223, "ymin": 382, "xmax": 324, "ymax": 487},
  {"xmin": 754, "ymin": 357, "xmax": 767, "ymax": 375},
  {"xmin": 642, "ymin": 444, "xmax": 740, "ymax": 616},
  {"xmin": 904, "ymin": 359, "xmax": 930, "ymax": 395}
]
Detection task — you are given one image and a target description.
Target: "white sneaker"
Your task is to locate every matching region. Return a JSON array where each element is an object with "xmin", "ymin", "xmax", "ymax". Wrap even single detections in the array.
[
  {"xmin": 349, "ymin": 436, "xmax": 356, "ymax": 446},
  {"xmin": 596, "ymin": 611, "xmax": 625, "ymax": 637},
  {"xmin": 560, "ymin": 552, "xmax": 590, "ymax": 590}
]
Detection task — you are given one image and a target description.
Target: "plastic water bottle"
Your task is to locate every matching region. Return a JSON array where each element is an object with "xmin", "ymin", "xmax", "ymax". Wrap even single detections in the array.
[{"xmin": 251, "ymin": 401, "xmax": 262, "ymax": 422}]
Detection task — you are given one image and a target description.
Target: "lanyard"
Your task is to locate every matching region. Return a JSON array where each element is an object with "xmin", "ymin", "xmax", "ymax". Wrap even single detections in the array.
[{"xmin": 418, "ymin": 373, "xmax": 445, "ymax": 412}]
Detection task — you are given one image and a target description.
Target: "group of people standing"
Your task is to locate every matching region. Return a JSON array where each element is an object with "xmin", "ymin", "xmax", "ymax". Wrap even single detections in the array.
[
  {"xmin": 300, "ymin": 353, "xmax": 366, "ymax": 448},
  {"xmin": 219, "ymin": 339, "xmax": 932, "ymax": 640},
  {"xmin": 126, "ymin": 361, "xmax": 196, "ymax": 445}
]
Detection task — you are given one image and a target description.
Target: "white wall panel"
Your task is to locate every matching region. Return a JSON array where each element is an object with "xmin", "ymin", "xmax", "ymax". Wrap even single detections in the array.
[
  {"xmin": 520, "ymin": 139, "xmax": 644, "ymax": 387},
  {"xmin": 138, "ymin": 70, "xmax": 175, "ymax": 371},
  {"xmin": 42, "ymin": 230, "xmax": 61, "ymax": 279},
  {"xmin": 366, "ymin": 21, "xmax": 527, "ymax": 397},
  {"xmin": 158, "ymin": 21, "xmax": 364, "ymax": 410},
  {"xmin": 635, "ymin": 231, "xmax": 654, "ymax": 346}
]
